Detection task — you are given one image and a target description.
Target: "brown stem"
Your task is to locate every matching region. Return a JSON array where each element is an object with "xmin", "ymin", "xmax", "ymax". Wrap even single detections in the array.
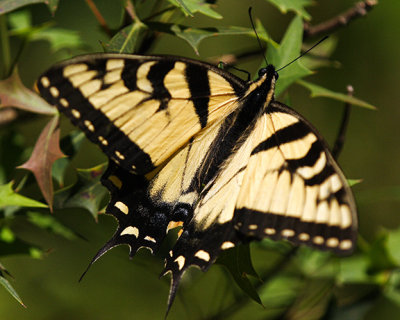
[
  {"xmin": 303, "ymin": 0, "xmax": 378, "ymax": 39},
  {"xmin": 85, "ymin": 0, "xmax": 112, "ymax": 37},
  {"xmin": 332, "ymin": 85, "xmax": 354, "ymax": 160}
]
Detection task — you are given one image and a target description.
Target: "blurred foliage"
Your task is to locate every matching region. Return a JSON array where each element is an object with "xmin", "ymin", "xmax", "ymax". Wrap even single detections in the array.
[{"xmin": 0, "ymin": 0, "xmax": 399, "ymax": 319}]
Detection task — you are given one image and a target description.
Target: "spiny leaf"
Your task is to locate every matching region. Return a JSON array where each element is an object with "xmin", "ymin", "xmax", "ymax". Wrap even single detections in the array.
[
  {"xmin": 266, "ymin": 0, "xmax": 312, "ymax": 20},
  {"xmin": 0, "ymin": 68, "xmax": 56, "ymax": 115},
  {"xmin": 0, "ymin": 263, "xmax": 26, "ymax": 308},
  {"xmin": 217, "ymin": 245, "xmax": 263, "ymax": 306},
  {"xmin": 168, "ymin": 0, "xmax": 222, "ymax": 19},
  {"xmin": 0, "ymin": 0, "xmax": 59, "ymax": 15},
  {"xmin": 18, "ymin": 115, "xmax": 65, "ymax": 211},
  {"xmin": 0, "ymin": 182, "xmax": 47, "ymax": 209},
  {"xmin": 53, "ymin": 164, "xmax": 107, "ymax": 220},
  {"xmin": 297, "ymin": 80, "xmax": 377, "ymax": 110}
]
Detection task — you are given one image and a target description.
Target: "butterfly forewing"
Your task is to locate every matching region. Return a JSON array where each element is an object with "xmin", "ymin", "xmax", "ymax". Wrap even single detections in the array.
[{"xmin": 37, "ymin": 54, "xmax": 245, "ymax": 174}]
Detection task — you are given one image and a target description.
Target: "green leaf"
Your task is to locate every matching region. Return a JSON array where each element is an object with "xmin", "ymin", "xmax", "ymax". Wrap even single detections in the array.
[
  {"xmin": 0, "ymin": 68, "xmax": 56, "ymax": 115},
  {"xmin": 168, "ymin": 0, "xmax": 222, "ymax": 19},
  {"xmin": 0, "ymin": 130, "xmax": 25, "ymax": 184},
  {"xmin": 0, "ymin": 263, "xmax": 25, "ymax": 307},
  {"xmin": 27, "ymin": 211, "xmax": 78, "ymax": 240},
  {"xmin": 53, "ymin": 164, "xmax": 107, "ymax": 220},
  {"xmin": 297, "ymin": 80, "xmax": 377, "ymax": 110},
  {"xmin": 105, "ymin": 21, "xmax": 147, "ymax": 53},
  {"xmin": 338, "ymin": 255, "xmax": 385, "ymax": 284},
  {"xmin": 384, "ymin": 269, "xmax": 400, "ymax": 307},
  {"xmin": 266, "ymin": 0, "xmax": 312, "ymax": 20},
  {"xmin": 149, "ymin": 22, "xmax": 272, "ymax": 55},
  {"xmin": 18, "ymin": 115, "xmax": 65, "ymax": 211},
  {"xmin": 52, "ymin": 131, "xmax": 85, "ymax": 187},
  {"xmin": 284, "ymin": 279, "xmax": 333, "ymax": 320},
  {"xmin": 386, "ymin": 227, "xmax": 400, "ymax": 266},
  {"xmin": 267, "ymin": 15, "xmax": 312, "ymax": 95},
  {"xmin": 0, "ymin": 0, "xmax": 59, "ymax": 15},
  {"xmin": 294, "ymin": 247, "xmax": 335, "ymax": 278},
  {"xmin": 0, "ymin": 226, "xmax": 15, "ymax": 243},
  {"xmin": 30, "ymin": 28, "xmax": 83, "ymax": 52},
  {"xmin": 8, "ymin": 9, "xmax": 31, "ymax": 30},
  {"xmin": 0, "ymin": 182, "xmax": 47, "ymax": 209},
  {"xmin": 0, "ymin": 233, "xmax": 45, "ymax": 258},
  {"xmin": 259, "ymin": 275, "xmax": 302, "ymax": 315},
  {"xmin": 348, "ymin": 179, "xmax": 363, "ymax": 187},
  {"xmin": 217, "ymin": 245, "xmax": 263, "ymax": 306}
]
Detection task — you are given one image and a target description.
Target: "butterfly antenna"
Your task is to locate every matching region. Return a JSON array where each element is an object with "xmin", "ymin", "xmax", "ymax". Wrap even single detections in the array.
[
  {"xmin": 276, "ymin": 35, "xmax": 329, "ymax": 72},
  {"xmin": 249, "ymin": 7, "xmax": 268, "ymax": 67}
]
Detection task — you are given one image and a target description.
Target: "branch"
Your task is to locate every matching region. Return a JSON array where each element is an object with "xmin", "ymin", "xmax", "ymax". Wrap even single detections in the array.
[
  {"xmin": 332, "ymin": 85, "xmax": 354, "ymax": 160},
  {"xmin": 303, "ymin": 0, "xmax": 378, "ymax": 38}
]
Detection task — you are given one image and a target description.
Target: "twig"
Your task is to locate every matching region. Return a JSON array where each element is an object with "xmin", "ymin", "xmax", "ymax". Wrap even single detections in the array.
[
  {"xmin": 303, "ymin": 0, "xmax": 378, "ymax": 38},
  {"xmin": 84, "ymin": 0, "xmax": 112, "ymax": 37},
  {"xmin": 332, "ymin": 85, "xmax": 353, "ymax": 160},
  {"xmin": 124, "ymin": 0, "xmax": 137, "ymax": 22}
]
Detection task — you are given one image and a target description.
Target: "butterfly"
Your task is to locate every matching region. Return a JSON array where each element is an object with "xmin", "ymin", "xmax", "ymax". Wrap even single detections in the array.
[{"xmin": 37, "ymin": 53, "xmax": 357, "ymax": 310}]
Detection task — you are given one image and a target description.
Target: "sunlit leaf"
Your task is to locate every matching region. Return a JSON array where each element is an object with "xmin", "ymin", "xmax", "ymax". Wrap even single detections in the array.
[
  {"xmin": 0, "ymin": 0, "xmax": 59, "ymax": 15},
  {"xmin": 0, "ymin": 263, "xmax": 25, "ymax": 307},
  {"xmin": 297, "ymin": 80, "xmax": 376, "ymax": 109},
  {"xmin": 18, "ymin": 115, "xmax": 65, "ymax": 211},
  {"xmin": 54, "ymin": 164, "xmax": 107, "ymax": 220},
  {"xmin": 0, "ymin": 182, "xmax": 47, "ymax": 209},
  {"xmin": 266, "ymin": 0, "xmax": 312, "ymax": 20},
  {"xmin": 0, "ymin": 68, "xmax": 56, "ymax": 115},
  {"xmin": 168, "ymin": 0, "xmax": 222, "ymax": 19}
]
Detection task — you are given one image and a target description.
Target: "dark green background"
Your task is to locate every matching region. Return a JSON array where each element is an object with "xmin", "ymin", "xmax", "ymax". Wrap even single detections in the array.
[{"xmin": 1, "ymin": 0, "xmax": 399, "ymax": 319}]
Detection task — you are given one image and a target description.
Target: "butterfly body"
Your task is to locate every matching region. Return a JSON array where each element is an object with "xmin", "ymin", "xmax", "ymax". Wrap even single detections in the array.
[{"xmin": 37, "ymin": 53, "xmax": 357, "ymax": 308}]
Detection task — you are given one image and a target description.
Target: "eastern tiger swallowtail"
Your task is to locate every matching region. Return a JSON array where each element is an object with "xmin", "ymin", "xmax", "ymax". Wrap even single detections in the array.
[{"xmin": 37, "ymin": 53, "xmax": 357, "ymax": 310}]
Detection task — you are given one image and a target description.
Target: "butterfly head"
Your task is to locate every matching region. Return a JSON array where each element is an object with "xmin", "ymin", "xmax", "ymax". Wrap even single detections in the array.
[{"xmin": 244, "ymin": 64, "xmax": 278, "ymax": 106}]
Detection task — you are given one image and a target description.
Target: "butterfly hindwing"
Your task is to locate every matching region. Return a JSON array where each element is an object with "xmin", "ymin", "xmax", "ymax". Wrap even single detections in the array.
[
  {"xmin": 37, "ymin": 54, "xmax": 245, "ymax": 174},
  {"xmin": 161, "ymin": 99, "xmax": 357, "ymax": 304},
  {"xmin": 235, "ymin": 101, "xmax": 357, "ymax": 253}
]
